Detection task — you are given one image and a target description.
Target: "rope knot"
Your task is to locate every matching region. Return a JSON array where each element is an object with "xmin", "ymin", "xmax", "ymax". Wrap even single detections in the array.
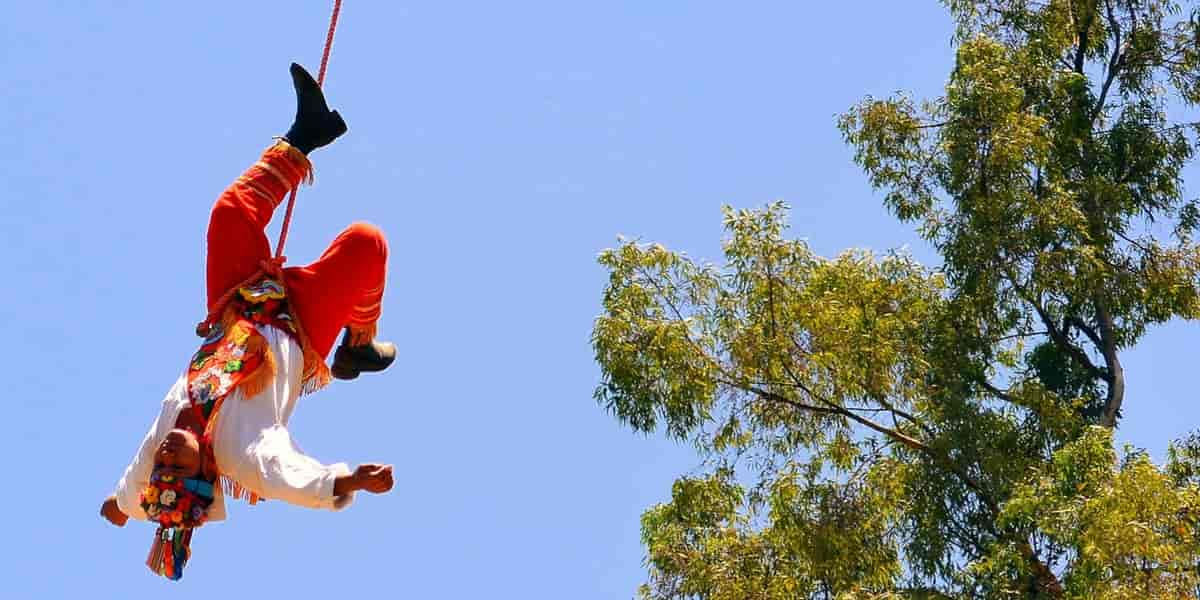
[
  {"xmin": 195, "ymin": 258, "xmax": 285, "ymax": 339},
  {"xmin": 195, "ymin": 320, "xmax": 214, "ymax": 338},
  {"xmin": 260, "ymin": 256, "xmax": 287, "ymax": 279}
]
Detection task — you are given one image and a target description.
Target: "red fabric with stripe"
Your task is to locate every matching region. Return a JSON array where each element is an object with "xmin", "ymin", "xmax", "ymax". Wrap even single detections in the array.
[{"xmin": 206, "ymin": 143, "xmax": 387, "ymax": 361}]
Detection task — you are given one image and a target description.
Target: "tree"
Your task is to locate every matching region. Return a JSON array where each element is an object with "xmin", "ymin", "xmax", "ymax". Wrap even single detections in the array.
[{"xmin": 592, "ymin": 1, "xmax": 1200, "ymax": 597}]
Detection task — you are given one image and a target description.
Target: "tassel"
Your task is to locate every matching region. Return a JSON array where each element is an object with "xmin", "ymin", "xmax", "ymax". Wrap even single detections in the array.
[
  {"xmin": 180, "ymin": 529, "xmax": 193, "ymax": 564},
  {"xmin": 145, "ymin": 528, "xmax": 193, "ymax": 581},
  {"xmin": 300, "ymin": 359, "xmax": 332, "ymax": 397},
  {"xmin": 171, "ymin": 529, "xmax": 189, "ymax": 580},
  {"xmin": 146, "ymin": 528, "xmax": 165, "ymax": 574},
  {"xmin": 220, "ymin": 475, "xmax": 265, "ymax": 504},
  {"xmin": 236, "ymin": 339, "xmax": 276, "ymax": 399}
]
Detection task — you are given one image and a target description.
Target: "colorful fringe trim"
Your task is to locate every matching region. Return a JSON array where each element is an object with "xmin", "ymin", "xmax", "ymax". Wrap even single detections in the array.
[
  {"xmin": 146, "ymin": 527, "xmax": 193, "ymax": 581},
  {"xmin": 347, "ymin": 322, "xmax": 378, "ymax": 347},
  {"xmin": 221, "ymin": 476, "xmax": 263, "ymax": 505},
  {"xmin": 263, "ymin": 138, "xmax": 315, "ymax": 188}
]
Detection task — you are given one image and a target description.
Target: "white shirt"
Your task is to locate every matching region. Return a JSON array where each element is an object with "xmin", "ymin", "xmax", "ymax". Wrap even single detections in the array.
[{"xmin": 113, "ymin": 324, "xmax": 354, "ymax": 522}]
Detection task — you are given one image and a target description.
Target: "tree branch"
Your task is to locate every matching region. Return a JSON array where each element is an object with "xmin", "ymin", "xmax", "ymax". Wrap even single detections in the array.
[
  {"xmin": 990, "ymin": 330, "xmax": 1049, "ymax": 344},
  {"xmin": 1019, "ymin": 538, "xmax": 1066, "ymax": 597},
  {"xmin": 749, "ymin": 384, "xmax": 1001, "ymax": 517},
  {"xmin": 1093, "ymin": 0, "xmax": 1127, "ymax": 124},
  {"xmin": 1073, "ymin": 1, "xmax": 1097, "ymax": 74},
  {"xmin": 981, "ymin": 379, "xmax": 1017, "ymax": 403},
  {"xmin": 867, "ymin": 390, "xmax": 938, "ymax": 440},
  {"xmin": 892, "ymin": 587, "xmax": 956, "ymax": 600},
  {"xmin": 1010, "ymin": 277, "xmax": 1109, "ymax": 381},
  {"xmin": 750, "ymin": 385, "xmax": 931, "ymax": 454},
  {"xmin": 1065, "ymin": 316, "xmax": 1103, "ymax": 349},
  {"xmin": 1096, "ymin": 297, "xmax": 1125, "ymax": 427},
  {"xmin": 917, "ymin": 120, "xmax": 954, "ymax": 129}
]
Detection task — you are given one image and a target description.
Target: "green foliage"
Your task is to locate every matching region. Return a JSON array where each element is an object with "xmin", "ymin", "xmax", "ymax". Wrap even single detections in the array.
[
  {"xmin": 994, "ymin": 427, "xmax": 1200, "ymax": 598},
  {"xmin": 593, "ymin": 2, "xmax": 1200, "ymax": 598}
]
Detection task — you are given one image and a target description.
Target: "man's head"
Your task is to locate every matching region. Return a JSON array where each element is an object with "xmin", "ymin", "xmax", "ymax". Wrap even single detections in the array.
[
  {"xmin": 141, "ymin": 428, "xmax": 217, "ymax": 531},
  {"xmin": 153, "ymin": 428, "xmax": 203, "ymax": 480}
]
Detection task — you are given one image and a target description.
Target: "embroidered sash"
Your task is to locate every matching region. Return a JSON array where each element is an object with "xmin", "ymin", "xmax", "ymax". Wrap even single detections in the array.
[{"xmin": 185, "ymin": 278, "xmax": 300, "ymax": 502}]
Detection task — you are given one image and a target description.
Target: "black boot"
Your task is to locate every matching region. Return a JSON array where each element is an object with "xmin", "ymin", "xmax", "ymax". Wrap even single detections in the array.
[
  {"xmin": 283, "ymin": 63, "xmax": 347, "ymax": 154},
  {"xmin": 331, "ymin": 328, "xmax": 397, "ymax": 380}
]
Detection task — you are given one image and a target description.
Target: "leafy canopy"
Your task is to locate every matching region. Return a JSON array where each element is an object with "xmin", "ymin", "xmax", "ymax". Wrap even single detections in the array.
[{"xmin": 593, "ymin": 1, "xmax": 1200, "ymax": 597}]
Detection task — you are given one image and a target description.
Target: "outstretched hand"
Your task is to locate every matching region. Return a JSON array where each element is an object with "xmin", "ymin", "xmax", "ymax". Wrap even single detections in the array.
[
  {"xmin": 335, "ymin": 463, "xmax": 394, "ymax": 496},
  {"xmin": 353, "ymin": 463, "xmax": 394, "ymax": 494},
  {"xmin": 100, "ymin": 495, "xmax": 128, "ymax": 527}
]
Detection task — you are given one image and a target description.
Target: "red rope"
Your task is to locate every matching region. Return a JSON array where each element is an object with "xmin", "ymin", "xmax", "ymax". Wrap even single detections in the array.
[
  {"xmin": 316, "ymin": 0, "xmax": 343, "ymax": 88},
  {"xmin": 274, "ymin": 0, "xmax": 343, "ymax": 261}
]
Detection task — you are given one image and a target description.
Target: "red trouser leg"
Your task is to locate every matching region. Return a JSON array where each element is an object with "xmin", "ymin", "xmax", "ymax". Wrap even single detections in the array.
[
  {"xmin": 206, "ymin": 142, "xmax": 388, "ymax": 361},
  {"xmin": 205, "ymin": 142, "xmax": 311, "ymax": 310},
  {"xmin": 283, "ymin": 222, "xmax": 388, "ymax": 360}
]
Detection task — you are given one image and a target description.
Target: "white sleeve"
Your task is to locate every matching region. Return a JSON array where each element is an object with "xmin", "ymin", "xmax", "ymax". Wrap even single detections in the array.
[
  {"xmin": 113, "ymin": 378, "xmax": 184, "ymax": 520},
  {"xmin": 234, "ymin": 425, "xmax": 355, "ymax": 510},
  {"xmin": 212, "ymin": 326, "xmax": 355, "ymax": 511},
  {"xmin": 112, "ymin": 417, "xmax": 157, "ymax": 521}
]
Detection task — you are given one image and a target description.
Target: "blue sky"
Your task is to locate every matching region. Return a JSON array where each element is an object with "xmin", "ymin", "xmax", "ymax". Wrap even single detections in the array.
[{"xmin": 2, "ymin": 2, "xmax": 1196, "ymax": 597}]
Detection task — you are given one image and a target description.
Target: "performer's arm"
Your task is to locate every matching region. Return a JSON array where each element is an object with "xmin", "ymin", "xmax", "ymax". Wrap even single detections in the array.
[
  {"xmin": 109, "ymin": 398, "xmax": 174, "ymax": 522},
  {"xmin": 216, "ymin": 424, "xmax": 393, "ymax": 510},
  {"xmin": 231, "ymin": 425, "xmax": 360, "ymax": 510},
  {"xmin": 108, "ymin": 378, "xmax": 190, "ymax": 524}
]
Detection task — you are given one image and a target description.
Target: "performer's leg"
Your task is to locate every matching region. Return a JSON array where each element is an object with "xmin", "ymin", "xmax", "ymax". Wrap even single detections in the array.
[
  {"xmin": 205, "ymin": 142, "xmax": 310, "ymax": 309},
  {"xmin": 205, "ymin": 63, "xmax": 346, "ymax": 311},
  {"xmin": 283, "ymin": 222, "xmax": 389, "ymax": 362}
]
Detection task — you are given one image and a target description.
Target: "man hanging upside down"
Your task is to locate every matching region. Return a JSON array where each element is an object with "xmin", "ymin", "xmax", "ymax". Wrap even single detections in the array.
[{"xmin": 99, "ymin": 63, "xmax": 397, "ymax": 579}]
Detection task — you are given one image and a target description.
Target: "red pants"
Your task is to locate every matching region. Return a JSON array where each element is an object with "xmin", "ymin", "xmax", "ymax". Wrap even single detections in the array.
[{"xmin": 206, "ymin": 142, "xmax": 387, "ymax": 361}]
